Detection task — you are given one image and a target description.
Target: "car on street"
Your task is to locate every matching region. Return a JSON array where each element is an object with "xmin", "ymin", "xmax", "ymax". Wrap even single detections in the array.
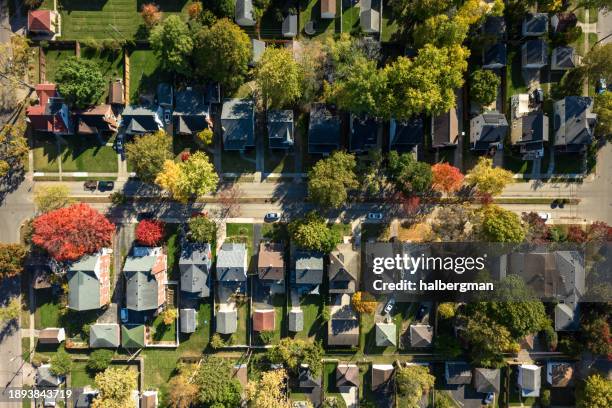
[
  {"xmin": 83, "ymin": 180, "xmax": 97, "ymax": 191},
  {"xmin": 537, "ymin": 212, "xmax": 552, "ymax": 223},
  {"xmin": 97, "ymin": 181, "xmax": 115, "ymax": 192},
  {"xmin": 367, "ymin": 212, "xmax": 383, "ymax": 220},
  {"xmin": 483, "ymin": 392, "xmax": 495, "ymax": 405},
  {"xmin": 264, "ymin": 212, "xmax": 281, "ymax": 222},
  {"xmin": 383, "ymin": 298, "xmax": 396, "ymax": 315}
]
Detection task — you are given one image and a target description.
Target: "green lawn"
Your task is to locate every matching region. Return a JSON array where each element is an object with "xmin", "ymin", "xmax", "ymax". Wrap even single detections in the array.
[
  {"xmin": 80, "ymin": 47, "xmax": 124, "ymax": 103},
  {"xmin": 221, "ymin": 151, "xmax": 256, "ymax": 174},
  {"xmin": 60, "ymin": 136, "xmax": 118, "ymax": 173},
  {"xmin": 34, "ymin": 289, "xmax": 62, "ymax": 329},
  {"xmin": 342, "ymin": 4, "xmax": 360, "ymax": 34},
  {"xmin": 70, "ymin": 361, "xmax": 96, "ymax": 387},
  {"xmin": 178, "ymin": 302, "xmax": 212, "ymax": 355},
  {"xmin": 293, "ymin": 295, "xmax": 326, "ymax": 342},
  {"xmin": 33, "ymin": 136, "xmax": 60, "ymax": 172},
  {"xmin": 55, "ymin": 0, "xmax": 194, "ymax": 40},
  {"xmin": 128, "ymin": 49, "xmax": 170, "ymax": 103},
  {"xmin": 393, "ymin": 302, "xmax": 416, "ymax": 350},
  {"xmin": 264, "ymin": 145, "xmax": 296, "ymax": 174},
  {"xmin": 323, "ymin": 362, "xmax": 348, "ymax": 408},
  {"xmin": 381, "ymin": 0, "xmax": 399, "ymax": 42},
  {"xmin": 151, "ymin": 313, "xmax": 177, "ymax": 342},
  {"xmin": 506, "ymin": 46, "xmax": 528, "ymax": 97},
  {"xmin": 226, "ymin": 223, "xmax": 254, "ymax": 260},
  {"xmin": 299, "ymin": 0, "xmax": 339, "ymax": 37},
  {"xmin": 228, "ymin": 301, "xmax": 249, "ymax": 346},
  {"xmin": 43, "ymin": 49, "xmax": 75, "ymax": 82},
  {"xmin": 165, "ymin": 224, "xmax": 180, "ymax": 281},
  {"xmin": 330, "ymin": 222, "xmax": 352, "ymax": 238}
]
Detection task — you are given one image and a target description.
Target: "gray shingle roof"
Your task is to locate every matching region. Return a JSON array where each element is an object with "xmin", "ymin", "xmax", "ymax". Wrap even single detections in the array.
[
  {"xmin": 308, "ymin": 104, "xmax": 341, "ymax": 154},
  {"xmin": 89, "ymin": 324, "xmax": 120, "ymax": 348},
  {"xmin": 523, "ymin": 13, "xmax": 548, "ymax": 36},
  {"xmin": 551, "ymin": 46, "xmax": 578, "ymax": 70},
  {"xmin": 216, "ymin": 309, "xmax": 237, "ymax": 334},
  {"xmin": 37, "ymin": 365, "xmax": 61, "ymax": 388},
  {"xmin": 267, "ymin": 110, "xmax": 294, "ymax": 149},
  {"xmin": 473, "ymin": 368, "xmax": 501, "ymax": 393},
  {"xmin": 121, "ymin": 105, "xmax": 162, "ymax": 135},
  {"xmin": 410, "ymin": 324, "xmax": 433, "ymax": 347},
  {"xmin": 282, "ymin": 14, "xmax": 298, "ymax": 37},
  {"xmin": 180, "ymin": 308, "xmax": 197, "ymax": 333},
  {"xmin": 173, "ymin": 89, "xmax": 210, "ymax": 135},
  {"xmin": 221, "ymin": 99, "xmax": 255, "ymax": 150},
  {"xmin": 445, "ymin": 362, "xmax": 472, "ymax": 385},
  {"xmin": 235, "ymin": 0, "xmax": 255, "ymax": 25},
  {"xmin": 519, "ymin": 365, "xmax": 541, "ymax": 392},
  {"xmin": 68, "ymin": 255, "xmax": 101, "ymax": 311},
  {"xmin": 375, "ymin": 322, "xmax": 397, "ymax": 347},
  {"xmin": 470, "ymin": 112, "xmax": 508, "ymax": 150},
  {"xmin": 522, "ymin": 39, "xmax": 548, "ymax": 68},
  {"xmin": 180, "ymin": 242, "xmax": 211, "ymax": 297},
  {"xmin": 216, "ymin": 243, "xmax": 247, "ymax": 282},
  {"xmin": 360, "ymin": 9, "xmax": 380, "ymax": 33},
  {"xmin": 553, "ymin": 96, "xmax": 596, "ymax": 150},
  {"xmin": 555, "ymin": 303, "xmax": 579, "ymax": 331},
  {"xmin": 289, "ymin": 309, "xmax": 304, "ymax": 332},
  {"xmin": 295, "ymin": 251, "xmax": 324, "ymax": 284}
]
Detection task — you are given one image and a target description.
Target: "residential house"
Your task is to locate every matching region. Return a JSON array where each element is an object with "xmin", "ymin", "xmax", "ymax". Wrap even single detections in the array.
[
  {"xmin": 553, "ymin": 96, "xmax": 596, "ymax": 153},
  {"xmin": 482, "ymin": 15, "xmax": 506, "ymax": 40},
  {"xmin": 328, "ymin": 294, "xmax": 359, "ymax": 347},
  {"xmin": 294, "ymin": 250, "xmax": 324, "ymax": 294},
  {"xmin": 350, "ymin": 114, "xmax": 381, "ymax": 153},
  {"xmin": 321, "ymin": 0, "xmax": 336, "ymax": 19},
  {"xmin": 235, "ymin": 0, "xmax": 255, "ymax": 26},
  {"xmin": 26, "ymin": 84, "xmax": 73, "ymax": 135},
  {"xmin": 258, "ymin": 242, "xmax": 285, "ymax": 284},
  {"xmin": 216, "ymin": 242, "xmax": 248, "ymax": 289},
  {"xmin": 432, "ymin": 107, "xmax": 460, "ymax": 148},
  {"xmin": 469, "ymin": 111, "xmax": 508, "ymax": 151},
  {"xmin": 328, "ymin": 243, "xmax": 359, "ymax": 294},
  {"xmin": 108, "ymin": 79, "xmax": 125, "ymax": 105},
  {"xmin": 267, "ymin": 110, "xmax": 294, "ymax": 149},
  {"xmin": 551, "ymin": 12, "xmax": 577, "ymax": 33},
  {"xmin": 510, "ymin": 94, "xmax": 549, "ymax": 160},
  {"xmin": 282, "ymin": 14, "xmax": 298, "ymax": 37},
  {"xmin": 89, "ymin": 323, "xmax": 120, "ymax": 348},
  {"xmin": 216, "ymin": 309, "xmax": 238, "ymax": 334},
  {"xmin": 389, "ymin": 117, "xmax": 424, "ymax": 153},
  {"xmin": 371, "ymin": 364, "xmax": 394, "ymax": 391},
  {"xmin": 482, "ymin": 43, "xmax": 507, "ymax": 69},
  {"xmin": 120, "ymin": 105, "xmax": 163, "ymax": 136},
  {"xmin": 67, "ymin": 251, "xmax": 111, "ymax": 311},
  {"xmin": 360, "ymin": 0, "xmax": 380, "ymax": 33},
  {"xmin": 121, "ymin": 325, "xmax": 146, "ymax": 349},
  {"xmin": 523, "ymin": 13, "xmax": 548, "ymax": 36},
  {"xmin": 38, "ymin": 328, "xmax": 66, "ymax": 345},
  {"xmin": 179, "ymin": 242, "xmax": 212, "ymax": 298},
  {"xmin": 337, "ymin": 364, "xmax": 359, "ymax": 388},
  {"xmin": 522, "ymin": 39, "xmax": 548, "ymax": 69},
  {"xmin": 299, "ymin": 364, "xmax": 321, "ymax": 389},
  {"xmin": 409, "ymin": 324, "xmax": 433, "ymax": 348},
  {"xmin": 308, "ymin": 104, "xmax": 341, "ymax": 154},
  {"xmin": 36, "ymin": 365, "xmax": 62, "ymax": 388},
  {"xmin": 375, "ymin": 322, "xmax": 397, "ymax": 347},
  {"xmin": 473, "ymin": 368, "xmax": 501, "ymax": 394},
  {"xmin": 445, "ymin": 362, "xmax": 472, "ymax": 385},
  {"xmin": 76, "ymin": 105, "xmax": 119, "ymax": 136},
  {"xmin": 253, "ymin": 308, "xmax": 275, "ymax": 332},
  {"xmin": 180, "ymin": 308, "xmax": 197, "ymax": 334},
  {"xmin": 551, "ymin": 46, "xmax": 580, "ymax": 71},
  {"xmin": 518, "ymin": 364, "xmax": 542, "ymax": 397},
  {"xmin": 123, "ymin": 247, "xmax": 167, "ymax": 312},
  {"xmin": 547, "ymin": 362, "xmax": 575, "ymax": 387},
  {"xmin": 288, "ymin": 308, "xmax": 304, "ymax": 332},
  {"xmin": 221, "ymin": 99, "xmax": 255, "ymax": 151},
  {"xmin": 173, "ymin": 88, "xmax": 212, "ymax": 137},
  {"xmin": 251, "ymin": 39, "xmax": 266, "ymax": 65},
  {"xmin": 156, "ymin": 83, "xmax": 173, "ymax": 109},
  {"xmin": 141, "ymin": 390, "xmax": 159, "ymax": 408},
  {"xmin": 27, "ymin": 10, "xmax": 60, "ymax": 37}
]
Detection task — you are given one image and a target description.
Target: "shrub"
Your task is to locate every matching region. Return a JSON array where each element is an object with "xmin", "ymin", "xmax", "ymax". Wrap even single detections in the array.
[
  {"xmin": 541, "ymin": 389, "xmax": 551, "ymax": 407},
  {"xmin": 141, "ymin": 3, "xmax": 162, "ymax": 28},
  {"xmin": 161, "ymin": 308, "xmax": 178, "ymax": 325},
  {"xmin": 135, "ymin": 219, "xmax": 165, "ymax": 246},
  {"xmin": 437, "ymin": 302, "xmax": 456, "ymax": 319},
  {"xmin": 188, "ymin": 216, "xmax": 216, "ymax": 243},
  {"xmin": 351, "ymin": 291, "xmax": 377, "ymax": 314},
  {"xmin": 196, "ymin": 128, "xmax": 214, "ymax": 146},
  {"xmin": 542, "ymin": 325, "xmax": 558, "ymax": 351},
  {"xmin": 87, "ymin": 350, "xmax": 114, "ymax": 372},
  {"xmin": 211, "ymin": 333, "xmax": 226, "ymax": 349},
  {"xmin": 50, "ymin": 350, "xmax": 72, "ymax": 376},
  {"xmin": 259, "ymin": 330, "xmax": 274, "ymax": 344}
]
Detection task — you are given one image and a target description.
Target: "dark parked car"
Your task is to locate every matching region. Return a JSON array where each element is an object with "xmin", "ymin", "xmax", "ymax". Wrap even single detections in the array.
[
  {"xmin": 97, "ymin": 181, "xmax": 115, "ymax": 192},
  {"xmin": 84, "ymin": 180, "xmax": 97, "ymax": 191}
]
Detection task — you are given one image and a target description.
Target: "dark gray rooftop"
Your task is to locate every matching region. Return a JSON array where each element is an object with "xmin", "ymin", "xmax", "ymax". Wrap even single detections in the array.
[{"xmin": 221, "ymin": 99, "xmax": 255, "ymax": 150}]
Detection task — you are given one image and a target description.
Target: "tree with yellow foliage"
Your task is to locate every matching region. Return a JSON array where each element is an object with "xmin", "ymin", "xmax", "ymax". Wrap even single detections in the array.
[
  {"xmin": 465, "ymin": 157, "xmax": 514, "ymax": 196},
  {"xmin": 92, "ymin": 367, "xmax": 138, "ymax": 408},
  {"xmin": 351, "ymin": 291, "xmax": 377, "ymax": 314},
  {"xmin": 246, "ymin": 369, "xmax": 291, "ymax": 408},
  {"xmin": 155, "ymin": 151, "xmax": 219, "ymax": 202}
]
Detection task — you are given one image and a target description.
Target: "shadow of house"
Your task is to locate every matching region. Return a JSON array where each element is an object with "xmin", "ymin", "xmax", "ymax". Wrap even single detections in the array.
[
  {"xmin": 371, "ymin": 364, "xmax": 394, "ymax": 406},
  {"xmin": 349, "ymin": 114, "xmax": 381, "ymax": 153},
  {"xmin": 173, "ymin": 88, "xmax": 212, "ymax": 137},
  {"xmin": 267, "ymin": 110, "xmax": 295, "ymax": 150},
  {"xmin": 389, "ymin": 117, "xmax": 424, "ymax": 154},
  {"xmin": 328, "ymin": 295, "xmax": 359, "ymax": 347},
  {"xmin": 121, "ymin": 105, "xmax": 164, "ymax": 136},
  {"xmin": 308, "ymin": 104, "xmax": 341, "ymax": 154}
]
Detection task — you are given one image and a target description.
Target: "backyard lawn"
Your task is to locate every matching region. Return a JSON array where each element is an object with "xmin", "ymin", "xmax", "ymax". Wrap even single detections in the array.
[
  {"xmin": 43, "ymin": 49, "xmax": 75, "ymax": 82},
  {"xmin": 293, "ymin": 295, "xmax": 326, "ymax": 342},
  {"xmin": 165, "ymin": 224, "xmax": 180, "ymax": 281},
  {"xmin": 381, "ymin": 0, "xmax": 399, "ymax": 42},
  {"xmin": 33, "ymin": 136, "xmax": 60, "ymax": 172},
  {"xmin": 226, "ymin": 223, "xmax": 254, "ymax": 259},
  {"xmin": 151, "ymin": 313, "xmax": 177, "ymax": 342},
  {"xmin": 34, "ymin": 289, "xmax": 62, "ymax": 329},
  {"xmin": 229, "ymin": 302, "xmax": 249, "ymax": 346},
  {"xmin": 80, "ymin": 47, "xmax": 124, "ymax": 103},
  {"xmin": 342, "ymin": 3, "xmax": 360, "ymax": 34},
  {"xmin": 178, "ymin": 302, "xmax": 212, "ymax": 355},
  {"xmin": 70, "ymin": 361, "xmax": 96, "ymax": 388},
  {"xmin": 299, "ymin": 0, "xmax": 340, "ymax": 37},
  {"xmin": 253, "ymin": 294, "xmax": 286, "ymax": 345},
  {"xmin": 129, "ymin": 49, "xmax": 170, "ymax": 103},
  {"xmin": 506, "ymin": 46, "xmax": 528, "ymax": 99},
  {"xmin": 323, "ymin": 362, "xmax": 348, "ymax": 408}
]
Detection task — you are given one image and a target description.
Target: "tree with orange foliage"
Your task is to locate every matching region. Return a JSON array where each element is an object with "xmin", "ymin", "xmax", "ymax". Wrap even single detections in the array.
[
  {"xmin": 431, "ymin": 162, "xmax": 464, "ymax": 194},
  {"xmin": 141, "ymin": 3, "xmax": 162, "ymax": 28},
  {"xmin": 351, "ymin": 291, "xmax": 377, "ymax": 314},
  {"xmin": 32, "ymin": 203, "xmax": 115, "ymax": 262},
  {"xmin": 135, "ymin": 219, "xmax": 165, "ymax": 246}
]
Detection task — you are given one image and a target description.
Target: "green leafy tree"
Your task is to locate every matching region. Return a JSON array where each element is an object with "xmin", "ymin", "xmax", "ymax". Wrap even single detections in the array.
[
  {"xmin": 479, "ymin": 205, "xmax": 526, "ymax": 243},
  {"xmin": 0, "ymin": 297, "xmax": 21, "ymax": 322},
  {"xmin": 413, "ymin": 14, "xmax": 470, "ymax": 48},
  {"xmin": 0, "ymin": 243, "xmax": 27, "ymax": 281},
  {"xmin": 196, "ymin": 128, "xmax": 214, "ymax": 146},
  {"xmin": 574, "ymin": 0, "xmax": 612, "ymax": 12},
  {"xmin": 308, "ymin": 151, "xmax": 358, "ymax": 208},
  {"xmin": 583, "ymin": 43, "xmax": 612, "ymax": 84},
  {"xmin": 150, "ymin": 15, "xmax": 194, "ymax": 76},
  {"xmin": 34, "ymin": 185, "xmax": 74, "ymax": 213},
  {"xmin": 594, "ymin": 92, "xmax": 612, "ymax": 138},
  {"xmin": 155, "ymin": 151, "xmax": 219, "ymax": 202},
  {"xmin": 577, "ymin": 374, "xmax": 612, "ymax": 408},
  {"xmin": 188, "ymin": 216, "xmax": 217, "ymax": 243},
  {"xmin": 288, "ymin": 212, "xmax": 342, "ymax": 253},
  {"xmin": 395, "ymin": 365, "xmax": 435, "ymax": 407},
  {"xmin": 267, "ymin": 338, "xmax": 324, "ymax": 376},
  {"xmin": 330, "ymin": 55, "xmax": 385, "ymax": 115},
  {"xmin": 390, "ymin": 0, "xmax": 453, "ymax": 22},
  {"xmin": 210, "ymin": 333, "xmax": 226, "ymax": 349},
  {"xmin": 50, "ymin": 349, "xmax": 72, "ymax": 376},
  {"xmin": 434, "ymin": 334, "xmax": 462, "ymax": 358},
  {"xmin": 0, "ymin": 122, "xmax": 28, "ymax": 178},
  {"xmin": 209, "ymin": 0, "xmax": 235, "ymax": 18},
  {"xmin": 464, "ymin": 313, "xmax": 519, "ymax": 367},
  {"xmin": 582, "ymin": 316, "xmax": 612, "ymax": 357},
  {"xmin": 55, "ymin": 57, "xmax": 105, "ymax": 108},
  {"xmin": 193, "ymin": 19, "xmax": 251, "ymax": 91},
  {"xmin": 255, "ymin": 47, "xmax": 302, "ymax": 108},
  {"xmin": 92, "ymin": 367, "xmax": 138, "ymax": 408},
  {"xmin": 437, "ymin": 303, "xmax": 456, "ymax": 319},
  {"xmin": 125, "ymin": 131, "xmax": 173, "ymax": 183},
  {"xmin": 0, "ymin": 35, "xmax": 31, "ymax": 111},
  {"xmin": 387, "ymin": 151, "xmax": 433, "ymax": 194},
  {"xmin": 470, "ymin": 69, "xmax": 500, "ymax": 106},
  {"xmin": 87, "ymin": 350, "xmax": 114, "ymax": 372},
  {"xmin": 194, "ymin": 356, "xmax": 242, "ymax": 407},
  {"xmin": 466, "ymin": 157, "xmax": 514, "ymax": 196}
]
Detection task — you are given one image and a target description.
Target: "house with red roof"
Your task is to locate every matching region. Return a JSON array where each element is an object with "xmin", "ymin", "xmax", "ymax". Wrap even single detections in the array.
[
  {"xmin": 26, "ymin": 84, "xmax": 73, "ymax": 135},
  {"xmin": 27, "ymin": 10, "xmax": 61, "ymax": 38},
  {"xmin": 76, "ymin": 105, "xmax": 119, "ymax": 136}
]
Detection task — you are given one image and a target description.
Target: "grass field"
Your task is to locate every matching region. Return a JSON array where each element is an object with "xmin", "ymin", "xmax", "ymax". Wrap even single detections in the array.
[
  {"xmin": 43, "ymin": 49, "xmax": 75, "ymax": 83},
  {"xmin": 70, "ymin": 361, "xmax": 96, "ymax": 387},
  {"xmin": 34, "ymin": 289, "xmax": 62, "ymax": 329},
  {"xmin": 229, "ymin": 302, "xmax": 249, "ymax": 346},
  {"xmin": 293, "ymin": 294, "xmax": 326, "ymax": 342},
  {"xmin": 299, "ymin": 0, "xmax": 339, "ymax": 37},
  {"xmin": 33, "ymin": 136, "xmax": 60, "ymax": 172},
  {"xmin": 151, "ymin": 313, "xmax": 177, "ymax": 342},
  {"xmin": 226, "ymin": 223, "xmax": 254, "ymax": 258},
  {"xmin": 129, "ymin": 49, "xmax": 170, "ymax": 103},
  {"xmin": 60, "ymin": 136, "xmax": 118, "ymax": 173},
  {"xmin": 178, "ymin": 302, "xmax": 212, "ymax": 355},
  {"xmin": 342, "ymin": 4, "xmax": 360, "ymax": 34}
]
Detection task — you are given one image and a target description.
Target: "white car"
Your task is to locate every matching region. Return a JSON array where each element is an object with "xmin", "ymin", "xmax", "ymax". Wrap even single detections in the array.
[
  {"xmin": 264, "ymin": 212, "xmax": 281, "ymax": 222},
  {"xmin": 537, "ymin": 212, "xmax": 552, "ymax": 223},
  {"xmin": 367, "ymin": 212, "xmax": 383, "ymax": 220}
]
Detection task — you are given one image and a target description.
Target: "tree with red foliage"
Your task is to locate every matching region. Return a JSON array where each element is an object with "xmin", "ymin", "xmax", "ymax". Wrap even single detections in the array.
[
  {"xmin": 567, "ymin": 225, "xmax": 587, "ymax": 243},
  {"xmin": 135, "ymin": 219, "xmax": 165, "ymax": 246},
  {"xmin": 141, "ymin": 3, "xmax": 162, "ymax": 28},
  {"xmin": 431, "ymin": 162, "xmax": 464, "ymax": 194},
  {"xmin": 180, "ymin": 151, "xmax": 191, "ymax": 162},
  {"xmin": 587, "ymin": 221, "xmax": 612, "ymax": 243},
  {"xmin": 522, "ymin": 212, "xmax": 550, "ymax": 244},
  {"xmin": 582, "ymin": 316, "xmax": 612, "ymax": 358},
  {"xmin": 32, "ymin": 203, "xmax": 114, "ymax": 262},
  {"xmin": 402, "ymin": 195, "xmax": 421, "ymax": 218}
]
